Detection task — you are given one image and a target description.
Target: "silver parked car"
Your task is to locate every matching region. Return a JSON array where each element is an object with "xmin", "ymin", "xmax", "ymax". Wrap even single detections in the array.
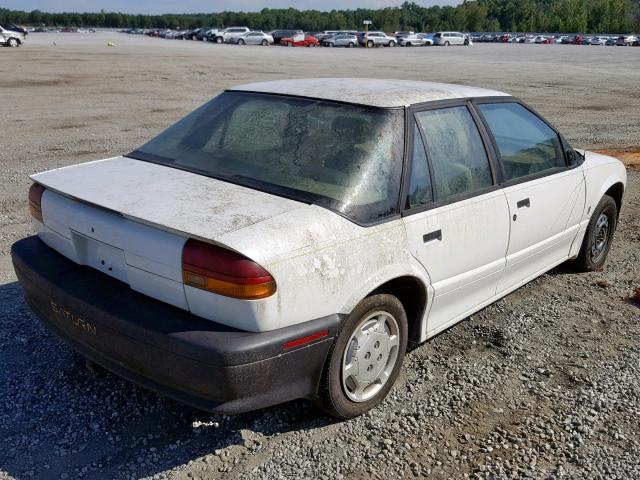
[
  {"xmin": 359, "ymin": 31, "xmax": 396, "ymax": 47},
  {"xmin": 398, "ymin": 34, "xmax": 429, "ymax": 46},
  {"xmin": 433, "ymin": 31, "xmax": 468, "ymax": 46},
  {"xmin": 236, "ymin": 31, "xmax": 274, "ymax": 46},
  {"xmin": 0, "ymin": 25, "xmax": 24, "ymax": 47},
  {"xmin": 324, "ymin": 34, "xmax": 358, "ymax": 48}
]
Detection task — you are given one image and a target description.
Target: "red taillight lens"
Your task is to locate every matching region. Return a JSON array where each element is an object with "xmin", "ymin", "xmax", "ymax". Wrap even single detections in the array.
[
  {"xmin": 28, "ymin": 183, "xmax": 46, "ymax": 223},
  {"xmin": 182, "ymin": 239, "xmax": 276, "ymax": 300}
]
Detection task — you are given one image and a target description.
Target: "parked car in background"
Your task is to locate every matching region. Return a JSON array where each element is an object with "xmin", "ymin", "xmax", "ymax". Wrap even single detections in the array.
[
  {"xmin": 270, "ymin": 29, "xmax": 303, "ymax": 44},
  {"xmin": 499, "ymin": 33, "xmax": 512, "ymax": 42},
  {"xmin": 324, "ymin": 33, "xmax": 358, "ymax": 48},
  {"xmin": 213, "ymin": 27, "xmax": 251, "ymax": 44},
  {"xmin": 398, "ymin": 34, "xmax": 429, "ymax": 46},
  {"xmin": 617, "ymin": 35, "xmax": 638, "ymax": 46},
  {"xmin": 0, "ymin": 25, "xmax": 25, "ymax": 47},
  {"xmin": 572, "ymin": 35, "xmax": 586, "ymax": 44},
  {"xmin": 588, "ymin": 36, "xmax": 606, "ymax": 45},
  {"xmin": 605, "ymin": 37, "xmax": 618, "ymax": 46},
  {"xmin": 280, "ymin": 33, "xmax": 319, "ymax": 47},
  {"xmin": 235, "ymin": 31, "xmax": 274, "ymax": 46},
  {"xmin": 358, "ymin": 31, "xmax": 397, "ymax": 47},
  {"xmin": 14, "ymin": 78, "xmax": 626, "ymax": 418},
  {"xmin": 534, "ymin": 35, "xmax": 553, "ymax": 44},
  {"xmin": 433, "ymin": 31, "xmax": 468, "ymax": 46}
]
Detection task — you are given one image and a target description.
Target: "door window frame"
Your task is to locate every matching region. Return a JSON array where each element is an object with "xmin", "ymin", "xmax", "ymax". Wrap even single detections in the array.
[
  {"xmin": 400, "ymin": 98, "xmax": 502, "ymax": 217},
  {"xmin": 471, "ymin": 96, "xmax": 574, "ymax": 188}
]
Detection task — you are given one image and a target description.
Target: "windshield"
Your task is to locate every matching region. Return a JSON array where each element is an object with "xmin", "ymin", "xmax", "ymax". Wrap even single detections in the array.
[{"xmin": 129, "ymin": 92, "xmax": 405, "ymax": 224}]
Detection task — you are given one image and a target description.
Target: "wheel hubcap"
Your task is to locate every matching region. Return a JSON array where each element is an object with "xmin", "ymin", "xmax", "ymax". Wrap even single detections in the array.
[
  {"xmin": 342, "ymin": 311, "xmax": 400, "ymax": 402},
  {"xmin": 590, "ymin": 213, "xmax": 609, "ymax": 261}
]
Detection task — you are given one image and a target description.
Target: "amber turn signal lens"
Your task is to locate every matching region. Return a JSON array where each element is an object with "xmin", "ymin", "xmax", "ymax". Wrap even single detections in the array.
[
  {"xmin": 183, "ymin": 271, "xmax": 276, "ymax": 300},
  {"xmin": 28, "ymin": 183, "xmax": 46, "ymax": 223}
]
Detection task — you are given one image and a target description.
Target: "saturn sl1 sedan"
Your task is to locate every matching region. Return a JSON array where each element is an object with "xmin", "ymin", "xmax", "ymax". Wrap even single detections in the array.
[{"xmin": 12, "ymin": 79, "xmax": 626, "ymax": 418}]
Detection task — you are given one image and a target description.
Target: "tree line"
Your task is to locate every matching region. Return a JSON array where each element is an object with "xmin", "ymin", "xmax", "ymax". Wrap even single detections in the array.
[{"xmin": 1, "ymin": 0, "xmax": 639, "ymax": 34}]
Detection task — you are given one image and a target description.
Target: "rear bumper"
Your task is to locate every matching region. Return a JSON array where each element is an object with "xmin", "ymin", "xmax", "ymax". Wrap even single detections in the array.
[{"xmin": 11, "ymin": 236, "xmax": 342, "ymax": 414}]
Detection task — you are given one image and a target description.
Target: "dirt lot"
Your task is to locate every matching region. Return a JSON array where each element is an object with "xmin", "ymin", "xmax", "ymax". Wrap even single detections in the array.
[{"xmin": 1, "ymin": 33, "xmax": 639, "ymax": 479}]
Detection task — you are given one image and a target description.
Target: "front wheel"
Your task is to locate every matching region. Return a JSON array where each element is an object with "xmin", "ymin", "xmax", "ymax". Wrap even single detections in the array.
[
  {"xmin": 8, "ymin": 38, "xmax": 19, "ymax": 47},
  {"xmin": 444, "ymin": 41, "xmax": 450, "ymax": 46},
  {"xmin": 388, "ymin": 40, "xmax": 396, "ymax": 47},
  {"xmin": 315, "ymin": 294, "xmax": 408, "ymax": 419},
  {"xmin": 261, "ymin": 39, "xmax": 268, "ymax": 46},
  {"xmin": 328, "ymin": 42, "xmax": 334, "ymax": 47},
  {"xmin": 237, "ymin": 39, "xmax": 245, "ymax": 45},
  {"xmin": 367, "ymin": 40, "xmax": 374, "ymax": 48},
  {"xmin": 348, "ymin": 42, "xmax": 355, "ymax": 48},
  {"xmin": 574, "ymin": 195, "xmax": 618, "ymax": 271},
  {"xmin": 215, "ymin": 36, "xmax": 223, "ymax": 44}
]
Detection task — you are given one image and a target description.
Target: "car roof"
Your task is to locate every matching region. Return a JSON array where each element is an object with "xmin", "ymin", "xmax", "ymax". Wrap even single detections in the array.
[{"xmin": 228, "ymin": 78, "xmax": 509, "ymax": 108}]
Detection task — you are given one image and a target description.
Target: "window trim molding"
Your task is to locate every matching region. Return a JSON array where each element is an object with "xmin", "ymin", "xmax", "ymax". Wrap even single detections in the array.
[{"xmin": 470, "ymin": 97, "xmax": 575, "ymax": 188}]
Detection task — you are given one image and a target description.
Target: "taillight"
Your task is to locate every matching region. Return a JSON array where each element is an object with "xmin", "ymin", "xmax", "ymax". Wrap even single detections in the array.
[
  {"xmin": 28, "ymin": 183, "xmax": 46, "ymax": 223},
  {"xmin": 182, "ymin": 239, "xmax": 276, "ymax": 300}
]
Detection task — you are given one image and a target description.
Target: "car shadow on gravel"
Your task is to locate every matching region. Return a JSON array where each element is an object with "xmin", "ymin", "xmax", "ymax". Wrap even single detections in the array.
[{"xmin": 0, "ymin": 281, "xmax": 336, "ymax": 480}]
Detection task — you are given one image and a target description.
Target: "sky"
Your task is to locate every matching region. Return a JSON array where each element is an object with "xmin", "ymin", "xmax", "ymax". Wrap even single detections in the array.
[{"xmin": 2, "ymin": 0, "xmax": 460, "ymax": 14}]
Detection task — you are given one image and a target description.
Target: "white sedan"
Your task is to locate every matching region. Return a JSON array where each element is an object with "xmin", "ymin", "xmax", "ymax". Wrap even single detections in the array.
[{"xmin": 12, "ymin": 79, "xmax": 626, "ymax": 418}]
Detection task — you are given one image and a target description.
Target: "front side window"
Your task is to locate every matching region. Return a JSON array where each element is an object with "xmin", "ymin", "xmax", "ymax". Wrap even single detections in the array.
[
  {"xmin": 478, "ymin": 102, "xmax": 565, "ymax": 181},
  {"xmin": 415, "ymin": 106, "xmax": 493, "ymax": 201},
  {"xmin": 129, "ymin": 92, "xmax": 404, "ymax": 224}
]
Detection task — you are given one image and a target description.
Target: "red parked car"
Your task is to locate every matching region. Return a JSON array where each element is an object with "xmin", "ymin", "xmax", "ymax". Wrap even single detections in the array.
[
  {"xmin": 280, "ymin": 34, "xmax": 319, "ymax": 47},
  {"xmin": 572, "ymin": 35, "xmax": 586, "ymax": 45}
]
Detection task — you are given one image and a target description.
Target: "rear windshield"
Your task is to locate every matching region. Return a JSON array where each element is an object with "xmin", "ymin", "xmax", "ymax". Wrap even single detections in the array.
[{"xmin": 129, "ymin": 92, "xmax": 405, "ymax": 224}]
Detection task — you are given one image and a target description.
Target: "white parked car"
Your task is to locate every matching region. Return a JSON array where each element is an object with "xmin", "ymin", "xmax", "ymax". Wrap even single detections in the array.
[
  {"xmin": 433, "ymin": 31, "xmax": 469, "ymax": 46},
  {"xmin": 13, "ymin": 79, "xmax": 626, "ymax": 418},
  {"xmin": 0, "ymin": 25, "xmax": 24, "ymax": 47}
]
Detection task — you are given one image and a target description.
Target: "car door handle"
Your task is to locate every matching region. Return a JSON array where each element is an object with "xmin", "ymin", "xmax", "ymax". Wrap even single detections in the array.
[
  {"xmin": 423, "ymin": 230, "xmax": 442, "ymax": 243},
  {"xmin": 517, "ymin": 198, "xmax": 530, "ymax": 208}
]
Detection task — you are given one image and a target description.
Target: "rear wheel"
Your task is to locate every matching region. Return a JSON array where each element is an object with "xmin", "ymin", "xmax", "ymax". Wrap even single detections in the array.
[
  {"xmin": 215, "ymin": 36, "xmax": 223, "ymax": 44},
  {"xmin": 348, "ymin": 42, "xmax": 355, "ymax": 48},
  {"xmin": 389, "ymin": 40, "xmax": 396, "ymax": 47},
  {"xmin": 367, "ymin": 40, "xmax": 374, "ymax": 48},
  {"xmin": 328, "ymin": 42, "xmax": 335, "ymax": 47},
  {"xmin": 261, "ymin": 39, "xmax": 268, "ymax": 46},
  {"xmin": 444, "ymin": 41, "xmax": 450, "ymax": 46},
  {"xmin": 288, "ymin": 42, "xmax": 293, "ymax": 47},
  {"xmin": 315, "ymin": 294, "xmax": 408, "ymax": 419},
  {"xmin": 237, "ymin": 39, "xmax": 245, "ymax": 45},
  {"xmin": 574, "ymin": 195, "xmax": 617, "ymax": 271}
]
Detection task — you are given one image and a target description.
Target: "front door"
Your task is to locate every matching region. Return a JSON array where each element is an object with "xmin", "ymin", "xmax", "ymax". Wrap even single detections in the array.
[
  {"xmin": 402, "ymin": 104, "xmax": 510, "ymax": 336},
  {"xmin": 475, "ymin": 101, "xmax": 585, "ymax": 293}
]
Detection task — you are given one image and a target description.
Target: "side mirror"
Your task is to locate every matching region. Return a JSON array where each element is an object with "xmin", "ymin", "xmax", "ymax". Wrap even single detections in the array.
[{"xmin": 566, "ymin": 149, "xmax": 584, "ymax": 167}]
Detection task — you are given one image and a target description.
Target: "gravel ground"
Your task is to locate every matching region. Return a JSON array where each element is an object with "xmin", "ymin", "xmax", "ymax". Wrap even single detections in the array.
[{"xmin": 1, "ymin": 33, "xmax": 639, "ymax": 479}]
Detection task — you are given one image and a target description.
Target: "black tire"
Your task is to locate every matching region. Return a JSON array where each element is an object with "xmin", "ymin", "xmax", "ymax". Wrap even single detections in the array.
[
  {"xmin": 348, "ymin": 42, "xmax": 355, "ymax": 48},
  {"xmin": 389, "ymin": 40, "xmax": 396, "ymax": 47},
  {"xmin": 328, "ymin": 42, "xmax": 334, "ymax": 47},
  {"xmin": 202, "ymin": 37, "xmax": 208, "ymax": 42},
  {"xmin": 287, "ymin": 42, "xmax": 293, "ymax": 47},
  {"xmin": 315, "ymin": 294, "xmax": 408, "ymax": 419},
  {"xmin": 367, "ymin": 40, "xmax": 374, "ymax": 48},
  {"xmin": 574, "ymin": 195, "xmax": 618, "ymax": 271},
  {"xmin": 237, "ymin": 39, "xmax": 245, "ymax": 45},
  {"xmin": 8, "ymin": 38, "xmax": 19, "ymax": 47},
  {"xmin": 444, "ymin": 41, "xmax": 450, "ymax": 46},
  {"xmin": 215, "ymin": 36, "xmax": 223, "ymax": 44},
  {"xmin": 261, "ymin": 39, "xmax": 268, "ymax": 46}
]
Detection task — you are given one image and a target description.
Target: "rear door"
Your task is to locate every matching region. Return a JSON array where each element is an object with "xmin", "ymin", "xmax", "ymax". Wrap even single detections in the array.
[
  {"xmin": 474, "ymin": 100, "xmax": 585, "ymax": 294},
  {"xmin": 402, "ymin": 102, "xmax": 510, "ymax": 335}
]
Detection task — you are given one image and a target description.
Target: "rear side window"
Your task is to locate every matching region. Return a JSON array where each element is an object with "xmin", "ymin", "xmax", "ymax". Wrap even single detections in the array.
[
  {"xmin": 478, "ymin": 102, "xmax": 565, "ymax": 181},
  {"xmin": 415, "ymin": 106, "xmax": 493, "ymax": 201},
  {"xmin": 406, "ymin": 123, "xmax": 433, "ymax": 208}
]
